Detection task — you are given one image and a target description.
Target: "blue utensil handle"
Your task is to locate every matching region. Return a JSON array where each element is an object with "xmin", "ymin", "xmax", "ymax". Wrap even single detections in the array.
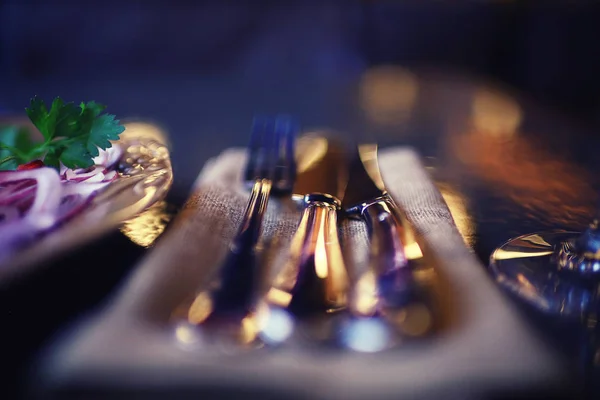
[
  {"xmin": 361, "ymin": 195, "xmax": 429, "ymax": 311},
  {"xmin": 210, "ymin": 178, "xmax": 271, "ymax": 319},
  {"xmin": 266, "ymin": 193, "xmax": 348, "ymax": 316}
]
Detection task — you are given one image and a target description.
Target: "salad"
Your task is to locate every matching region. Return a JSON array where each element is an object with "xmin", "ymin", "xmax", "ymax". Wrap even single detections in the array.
[{"xmin": 0, "ymin": 97, "xmax": 125, "ymax": 261}]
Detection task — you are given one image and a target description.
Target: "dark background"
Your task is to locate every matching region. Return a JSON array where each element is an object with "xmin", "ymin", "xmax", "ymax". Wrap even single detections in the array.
[
  {"xmin": 3, "ymin": 2, "xmax": 600, "ymax": 114},
  {"xmin": 2, "ymin": 3, "xmax": 600, "ymax": 127},
  {"xmin": 2, "ymin": 1, "xmax": 600, "ymax": 112},
  {"xmin": 1, "ymin": 1, "xmax": 600, "ymax": 399},
  {"xmin": 2, "ymin": 1, "xmax": 600, "ymax": 196}
]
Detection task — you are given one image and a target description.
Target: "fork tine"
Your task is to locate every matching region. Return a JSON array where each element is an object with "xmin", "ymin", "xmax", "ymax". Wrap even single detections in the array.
[
  {"xmin": 272, "ymin": 117, "xmax": 290, "ymax": 181},
  {"xmin": 272, "ymin": 115, "xmax": 298, "ymax": 194},
  {"xmin": 245, "ymin": 117, "xmax": 264, "ymax": 182},
  {"xmin": 263, "ymin": 118, "xmax": 278, "ymax": 180},
  {"xmin": 284, "ymin": 118, "xmax": 298, "ymax": 188},
  {"xmin": 202, "ymin": 116, "xmax": 297, "ymax": 323},
  {"xmin": 245, "ymin": 116, "xmax": 274, "ymax": 183},
  {"xmin": 247, "ymin": 116, "xmax": 266, "ymax": 156}
]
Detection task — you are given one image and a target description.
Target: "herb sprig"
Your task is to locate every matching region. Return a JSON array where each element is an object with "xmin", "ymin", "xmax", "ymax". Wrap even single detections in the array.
[{"xmin": 0, "ymin": 97, "xmax": 125, "ymax": 171}]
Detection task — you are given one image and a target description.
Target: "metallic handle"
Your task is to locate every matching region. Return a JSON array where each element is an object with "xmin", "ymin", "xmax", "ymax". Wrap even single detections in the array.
[
  {"xmin": 209, "ymin": 178, "xmax": 271, "ymax": 320},
  {"xmin": 362, "ymin": 197, "xmax": 408, "ymax": 276},
  {"xmin": 266, "ymin": 193, "xmax": 348, "ymax": 317},
  {"xmin": 358, "ymin": 195, "xmax": 433, "ymax": 328}
]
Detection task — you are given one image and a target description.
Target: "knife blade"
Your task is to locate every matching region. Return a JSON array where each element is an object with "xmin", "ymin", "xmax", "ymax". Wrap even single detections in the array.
[
  {"xmin": 342, "ymin": 143, "xmax": 434, "ymax": 340},
  {"xmin": 265, "ymin": 134, "xmax": 349, "ymax": 318}
]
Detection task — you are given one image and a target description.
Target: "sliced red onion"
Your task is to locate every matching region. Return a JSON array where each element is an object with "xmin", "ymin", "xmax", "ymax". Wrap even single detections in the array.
[
  {"xmin": 0, "ymin": 205, "xmax": 19, "ymax": 225},
  {"xmin": 93, "ymin": 145, "xmax": 122, "ymax": 169},
  {"xmin": 59, "ymin": 164, "xmax": 68, "ymax": 178},
  {"xmin": 79, "ymin": 171, "xmax": 105, "ymax": 183},
  {"xmin": 106, "ymin": 146, "xmax": 123, "ymax": 168},
  {"xmin": 0, "ymin": 168, "xmax": 62, "ymax": 216},
  {"xmin": 92, "ymin": 150, "xmax": 108, "ymax": 166},
  {"xmin": 10, "ymin": 189, "xmax": 37, "ymax": 214},
  {"xmin": 64, "ymin": 166, "xmax": 105, "ymax": 182},
  {"xmin": 0, "ymin": 180, "xmax": 36, "ymax": 206},
  {"xmin": 0, "ymin": 179, "xmax": 34, "ymax": 191},
  {"xmin": 103, "ymin": 170, "xmax": 118, "ymax": 181},
  {"xmin": 0, "ymin": 145, "xmax": 124, "ymax": 262},
  {"xmin": 56, "ymin": 181, "xmax": 110, "ymax": 223},
  {"xmin": 55, "ymin": 194, "xmax": 90, "ymax": 223},
  {"xmin": 0, "ymin": 170, "xmax": 62, "ymax": 261}
]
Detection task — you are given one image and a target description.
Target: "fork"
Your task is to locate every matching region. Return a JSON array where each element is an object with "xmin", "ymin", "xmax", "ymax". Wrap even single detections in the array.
[{"xmin": 209, "ymin": 116, "xmax": 297, "ymax": 321}]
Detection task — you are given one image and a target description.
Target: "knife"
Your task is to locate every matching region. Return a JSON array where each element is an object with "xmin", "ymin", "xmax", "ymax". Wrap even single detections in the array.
[
  {"xmin": 342, "ymin": 144, "xmax": 434, "ymax": 339},
  {"xmin": 264, "ymin": 134, "xmax": 349, "ymax": 318},
  {"xmin": 170, "ymin": 134, "xmax": 338, "ymax": 347}
]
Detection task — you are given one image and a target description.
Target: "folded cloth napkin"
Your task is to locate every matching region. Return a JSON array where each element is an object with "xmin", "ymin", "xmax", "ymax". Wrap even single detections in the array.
[
  {"xmin": 117, "ymin": 148, "xmax": 370, "ymax": 324},
  {"xmin": 39, "ymin": 147, "xmax": 567, "ymax": 400}
]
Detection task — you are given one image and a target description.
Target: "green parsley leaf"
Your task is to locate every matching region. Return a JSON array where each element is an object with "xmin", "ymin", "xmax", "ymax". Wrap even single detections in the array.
[
  {"xmin": 43, "ymin": 147, "xmax": 61, "ymax": 170},
  {"xmin": 59, "ymin": 139, "xmax": 94, "ymax": 169},
  {"xmin": 0, "ymin": 157, "xmax": 18, "ymax": 171},
  {"xmin": 0, "ymin": 96, "xmax": 125, "ymax": 170},
  {"xmin": 26, "ymin": 96, "xmax": 63, "ymax": 141},
  {"xmin": 82, "ymin": 101, "xmax": 107, "ymax": 116},
  {"xmin": 87, "ymin": 114, "xmax": 125, "ymax": 157},
  {"xmin": 0, "ymin": 125, "xmax": 37, "ymax": 170}
]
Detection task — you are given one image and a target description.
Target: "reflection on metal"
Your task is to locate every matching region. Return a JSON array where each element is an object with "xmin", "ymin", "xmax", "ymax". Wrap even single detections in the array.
[
  {"xmin": 492, "ymin": 249, "xmax": 554, "ymax": 261},
  {"xmin": 254, "ymin": 303, "xmax": 295, "ymax": 345},
  {"xmin": 490, "ymin": 231, "xmax": 594, "ymax": 317},
  {"xmin": 314, "ymin": 209, "xmax": 330, "ymax": 279},
  {"xmin": 93, "ymin": 121, "xmax": 173, "ymax": 225},
  {"xmin": 187, "ymin": 292, "xmax": 213, "ymax": 325},
  {"xmin": 174, "ymin": 135, "xmax": 345, "ymax": 343},
  {"xmin": 239, "ymin": 314, "xmax": 259, "ymax": 345},
  {"xmin": 292, "ymin": 133, "xmax": 348, "ymax": 203},
  {"xmin": 345, "ymin": 142, "xmax": 437, "ymax": 343},
  {"xmin": 352, "ymin": 270, "xmax": 378, "ymax": 316},
  {"xmin": 340, "ymin": 318, "xmax": 391, "ymax": 353},
  {"xmin": 383, "ymin": 303, "xmax": 433, "ymax": 337},
  {"xmin": 295, "ymin": 134, "xmax": 328, "ymax": 174},
  {"xmin": 557, "ymin": 239, "xmax": 600, "ymax": 277},
  {"xmin": 522, "ymin": 234, "xmax": 552, "ymax": 248},
  {"xmin": 404, "ymin": 242, "xmax": 424, "ymax": 260},
  {"xmin": 266, "ymin": 139, "xmax": 349, "ymax": 316},
  {"xmin": 264, "ymin": 288, "xmax": 293, "ymax": 309},
  {"xmin": 438, "ymin": 184, "xmax": 475, "ymax": 247},
  {"xmin": 267, "ymin": 195, "xmax": 348, "ymax": 315},
  {"xmin": 120, "ymin": 201, "xmax": 171, "ymax": 247},
  {"xmin": 177, "ymin": 294, "xmax": 296, "ymax": 347},
  {"xmin": 174, "ymin": 322, "xmax": 202, "ymax": 347},
  {"xmin": 359, "ymin": 66, "xmax": 419, "ymax": 126},
  {"xmin": 358, "ymin": 144, "xmax": 385, "ymax": 191},
  {"xmin": 471, "ymin": 88, "xmax": 522, "ymax": 138},
  {"xmin": 345, "ymin": 250, "xmax": 434, "ymax": 351},
  {"xmin": 350, "ymin": 226, "xmax": 430, "ymax": 320}
]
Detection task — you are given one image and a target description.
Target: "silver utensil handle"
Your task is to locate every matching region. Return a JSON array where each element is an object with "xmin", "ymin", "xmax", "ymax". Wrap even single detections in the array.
[
  {"xmin": 267, "ymin": 193, "xmax": 348, "ymax": 316},
  {"xmin": 361, "ymin": 195, "xmax": 432, "ymax": 315},
  {"xmin": 210, "ymin": 178, "xmax": 271, "ymax": 318}
]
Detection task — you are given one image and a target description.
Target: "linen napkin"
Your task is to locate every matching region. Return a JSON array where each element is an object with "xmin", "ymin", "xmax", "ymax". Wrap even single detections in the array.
[
  {"xmin": 119, "ymin": 147, "xmax": 370, "ymax": 322},
  {"xmin": 38, "ymin": 146, "xmax": 567, "ymax": 400}
]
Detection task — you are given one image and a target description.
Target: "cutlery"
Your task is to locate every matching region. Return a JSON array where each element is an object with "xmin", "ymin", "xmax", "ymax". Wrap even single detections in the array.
[
  {"xmin": 191, "ymin": 116, "xmax": 298, "ymax": 326},
  {"xmin": 340, "ymin": 144, "xmax": 434, "ymax": 350},
  {"xmin": 264, "ymin": 134, "xmax": 349, "ymax": 318}
]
